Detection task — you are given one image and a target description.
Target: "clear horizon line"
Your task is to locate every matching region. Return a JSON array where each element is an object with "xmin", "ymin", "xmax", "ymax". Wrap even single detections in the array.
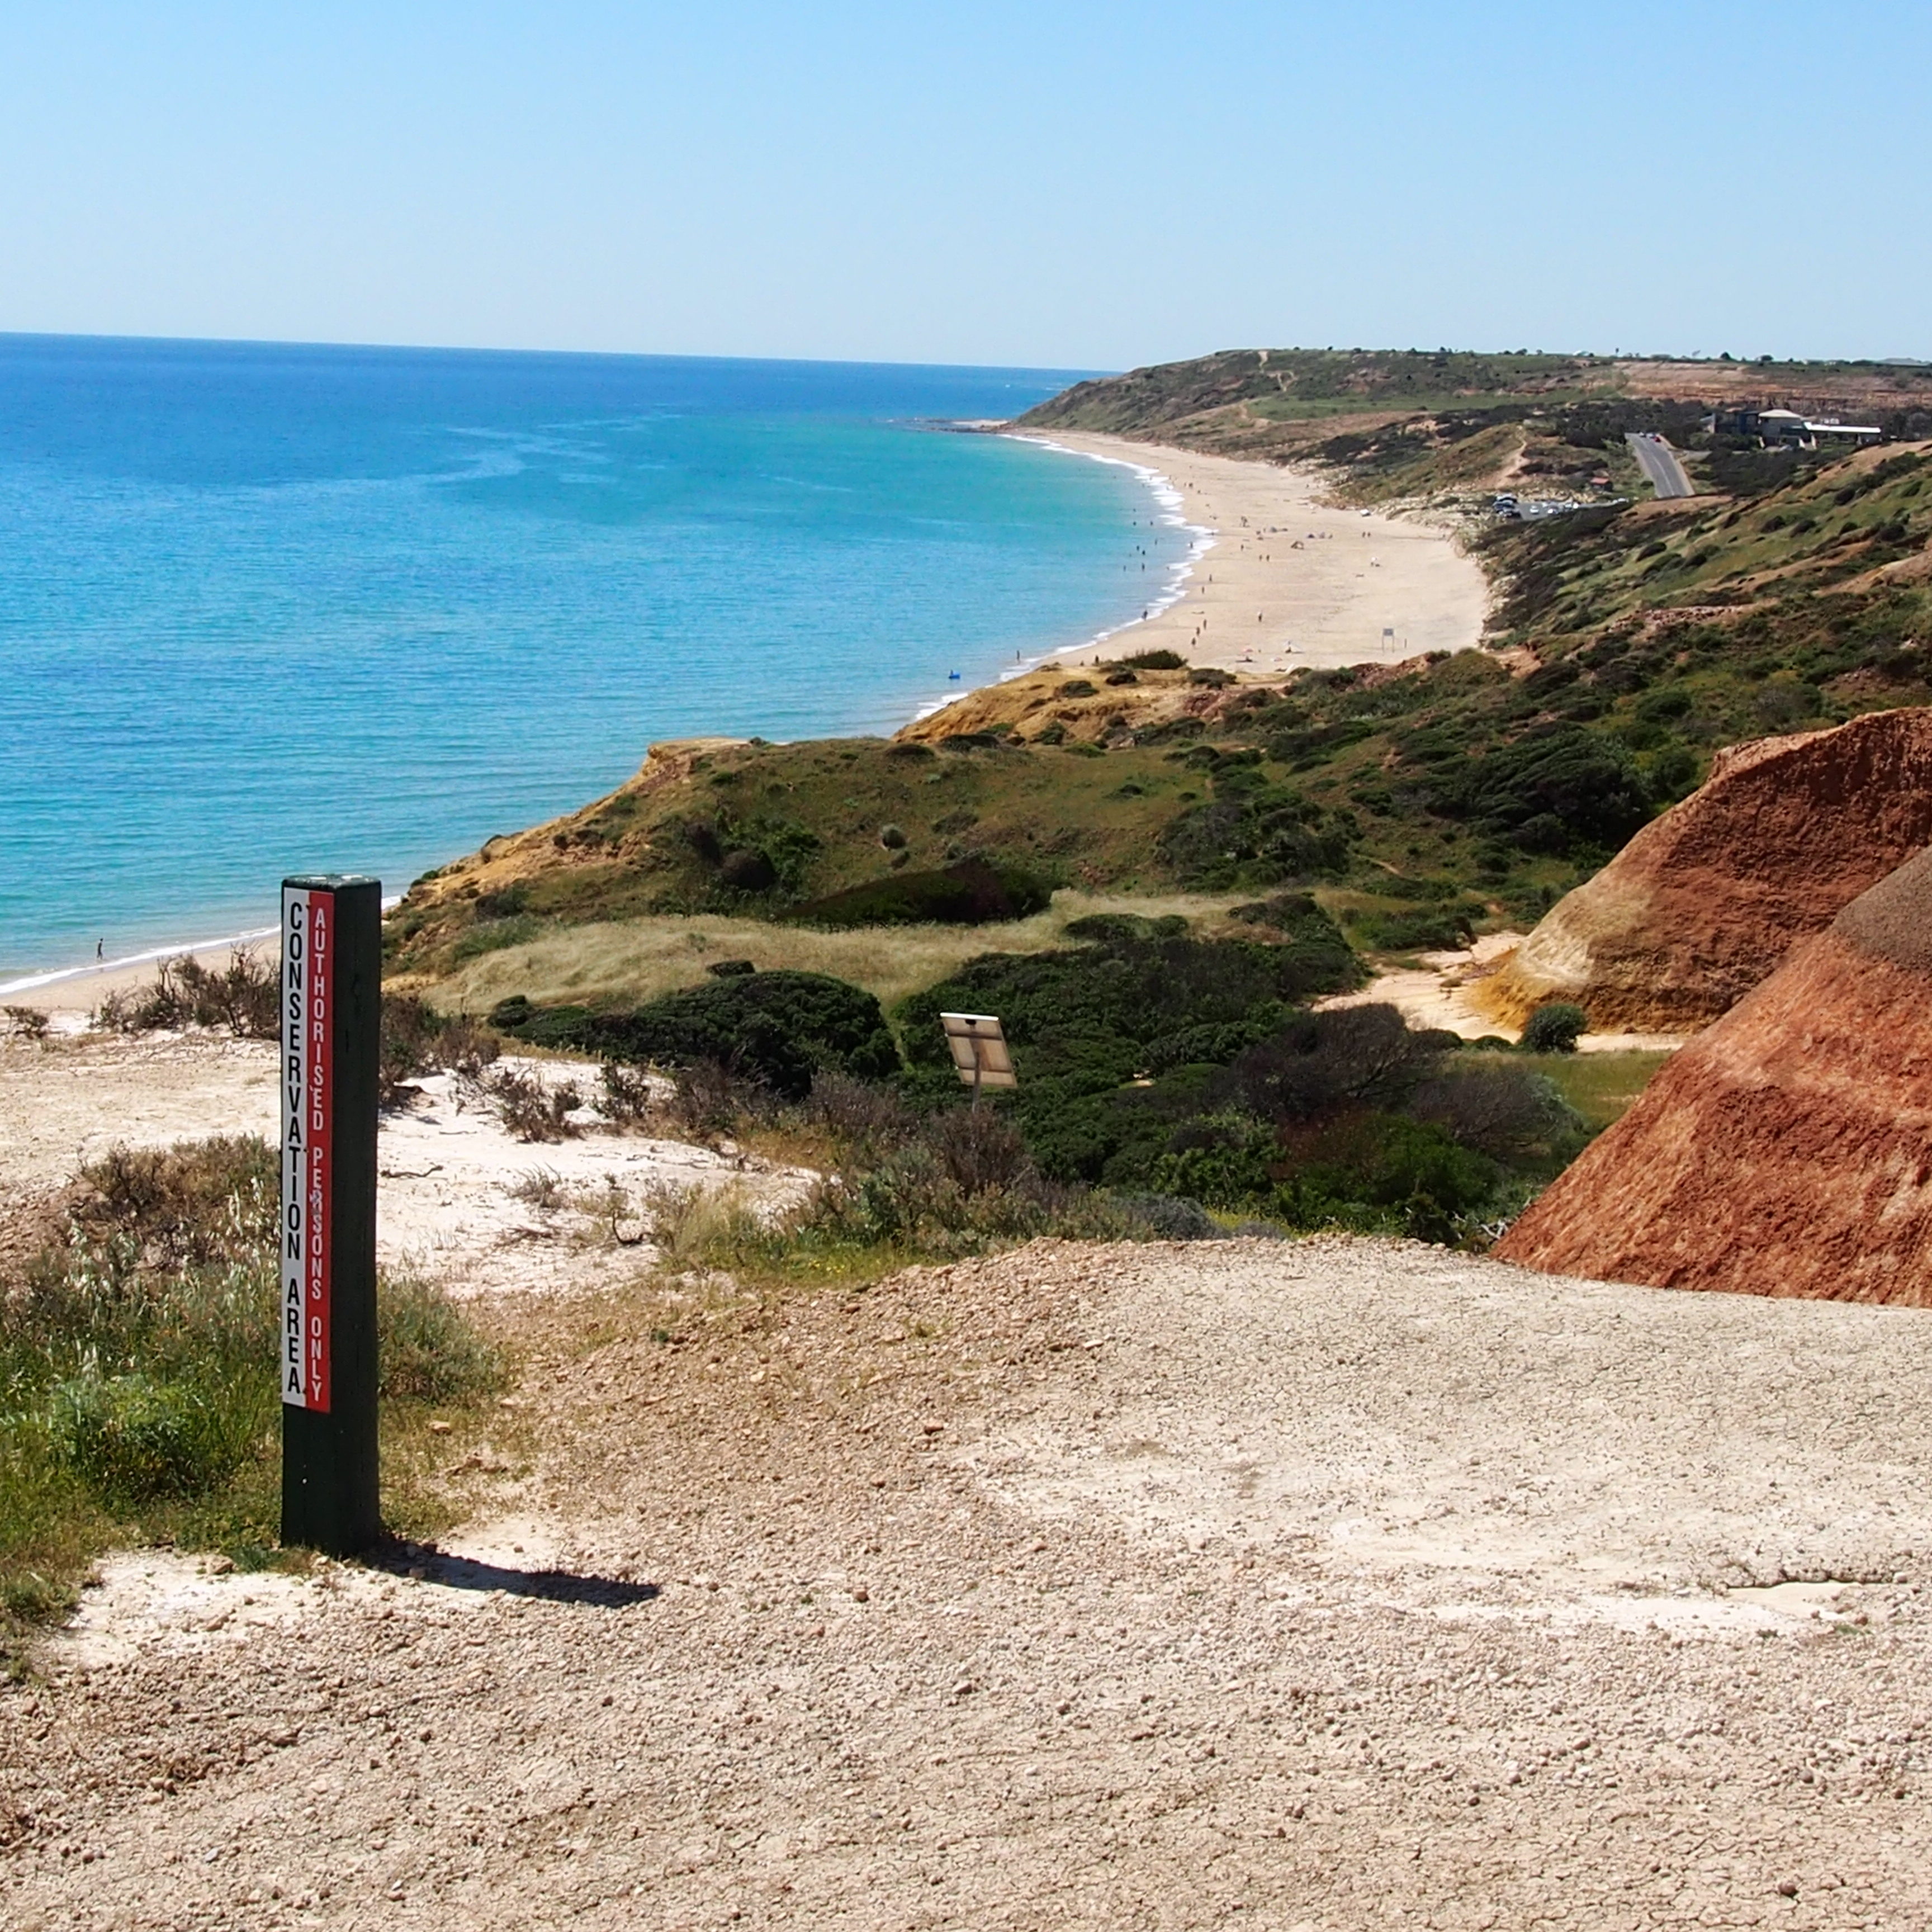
[{"xmin": 0, "ymin": 324, "xmax": 1119, "ymax": 381}]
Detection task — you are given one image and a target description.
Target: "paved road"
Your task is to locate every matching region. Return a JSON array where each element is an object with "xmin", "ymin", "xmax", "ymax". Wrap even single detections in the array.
[{"xmin": 1626, "ymin": 429, "xmax": 1696, "ymax": 499}]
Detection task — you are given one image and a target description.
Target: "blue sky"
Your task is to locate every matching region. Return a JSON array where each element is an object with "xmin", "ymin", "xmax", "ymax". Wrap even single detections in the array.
[{"xmin": 1, "ymin": 1, "xmax": 1924, "ymax": 369}]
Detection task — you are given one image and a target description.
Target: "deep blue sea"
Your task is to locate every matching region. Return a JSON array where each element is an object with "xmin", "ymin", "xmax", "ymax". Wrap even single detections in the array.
[{"xmin": 0, "ymin": 335, "xmax": 1187, "ymax": 982}]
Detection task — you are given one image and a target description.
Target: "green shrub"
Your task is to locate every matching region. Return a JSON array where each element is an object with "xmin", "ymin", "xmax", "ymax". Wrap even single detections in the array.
[
  {"xmin": 1110, "ymin": 1194, "xmax": 1223, "ymax": 1240},
  {"xmin": 1062, "ymin": 911, "xmax": 1188, "ymax": 944},
  {"xmin": 1111, "ymin": 648, "xmax": 1187, "ymax": 671},
  {"xmin": 1422, "ymin": 724, "xmax": 1650, "ymax": 855},
  {"xmin": 378, "ymin": 1275, "xmax": 504, "ymax": 1405},
  {"xmin": 452, "ymin": 912, "xmax": 542, "ymax": 960},
  {"xmin": 784, "ymin": 858, "xmax": 1053, "ymax": 929},
  {"xmin": 1145, "ymin": 1114, "xmax": 1281, "ymax": 1206},
  {"xmin": 1644, "ymin": 742, "xmax": 1699, "ymax": 801},
  {"xmin": 1405, "ymin": 1065, "xmax": 1587, "ymax": 1159},
  {"xmin": 1141, "ymin": 1011, "xmax": 1290, "ymax": 1075},
  {"xmin": 897, "ymin": 922, "xmax": 1362, "ymax": 1182},
  {"xmin": 51, "ymin": 1374, "xmax": 247, "ymax": 1508},
  {"xmin": 503, "ymin": 970, "xmax": 901, "ymax": 1099},
  {"xmin": 72, "ymin": 1135, "xmax": 277, "ymax": 1267},
  {"xmin": 1157, "ymin": 767, "xmax": 1353, "ymax": 887},
  {"xmin": 671, "ymin": 810, "xmax": 824, "ymax": 898},
  {"xmin": 1, "ymin": 1137, "xmax": 505, "ymax": 1659},
  {"xmin": 1214, "ymin": 1005, "xmax": 1455, "ymax": 1124},
  {"xmin": 474, "ymin": 884, "xmax": 530, "ymax": 919},
  {"xmin": 1272, "ymin": 1112, "xmax": 1496, "ymax": 1237},
  {"xmin": 1520, "ymin": 1002, "xmax": 1588, "ymax": 1054},
  {"xmin": 1349, "ymin": 906, "xmax": 1475, "ymax": 952}
]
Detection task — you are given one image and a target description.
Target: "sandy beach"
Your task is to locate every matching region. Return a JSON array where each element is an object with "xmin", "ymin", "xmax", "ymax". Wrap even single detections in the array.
[
  {"xmin": 1017, "ymin": 430, "xmax": 1490, "ymax": 675},
  {"xmin": 1, "ymin": 932, "xmax": 278, "ymax": 1022}
]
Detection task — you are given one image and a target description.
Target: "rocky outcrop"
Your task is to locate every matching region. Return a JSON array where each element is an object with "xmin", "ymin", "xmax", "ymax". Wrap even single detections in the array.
[
  {"xmin": 1477, "ymin": 707, "xmax": 1932, "ymax": 1033},
  {"xmin": 1495, "ymin": 846, "xmax": 1932, "ymax": 1305}
]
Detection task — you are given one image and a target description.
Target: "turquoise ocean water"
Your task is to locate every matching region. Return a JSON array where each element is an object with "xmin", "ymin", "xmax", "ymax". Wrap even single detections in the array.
[{"xmin": 0, "ymin": 336, "xmax": 1186, "ymax": 981}]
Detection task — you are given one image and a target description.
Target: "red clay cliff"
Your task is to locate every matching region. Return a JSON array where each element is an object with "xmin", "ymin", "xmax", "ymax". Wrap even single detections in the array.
[
  {"xmin": 1495, "ymin": 845, "xmax": 1932, "ymax": 1305},
  {"xmin": 1478, "ymin": 706, "xmax": 1932, "ymax": 1033}
]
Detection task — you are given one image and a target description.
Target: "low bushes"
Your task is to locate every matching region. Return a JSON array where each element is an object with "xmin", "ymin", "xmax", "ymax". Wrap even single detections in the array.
[
  {"xmin": 635, "ymin": 1077, "xmax": 1214, "ymax": 1277},
  {"xmin": 485, "ymin": 911, "xmax": 1591, "ymax": 1268},
  {"xmin": 1520, "ymin": 1002, "xmax": 1587, "ymax": 1054},
  {"xmin": 492, "ymin": 969, "xmax": 901, "ymax": 1100},
  {"xmin": 1418, "ymin": 723, "xmax": 1651, "ymax": 857},
  {"xmin": 380, "ymin": 993, "xmax": 500, "ymax": 1104},
  {"xmin": 894, "ymin": 924, "xmax": 1583, "ymax": 1238},
  {"xmin": 784, "ymin": 858, "xmax": 1054, "ymax": 930},
  {"xmin": 1157, "ymin": 764, "xmax": 1355, "ymax": 888},
  {"xmin": 94, "ymin": 949, "xmax": 279, "ymax": 1039},
  {"xmin": 1348, "ymin": 905, "xmax": 1478, "ymax": 953},
  {"xmin": 896, "ymin": 915, "xmax": 1368, "ymax": 1186},
  {"xmin": 1, "ymin": 1138, "xmax": 501, "ymax": 1666}
]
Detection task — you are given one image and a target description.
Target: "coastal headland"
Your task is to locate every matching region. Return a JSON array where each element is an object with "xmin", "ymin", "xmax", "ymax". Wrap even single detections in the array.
[{"xmin": 1014, "ymin": 429, "xmax": 1489, "ymax": 677}]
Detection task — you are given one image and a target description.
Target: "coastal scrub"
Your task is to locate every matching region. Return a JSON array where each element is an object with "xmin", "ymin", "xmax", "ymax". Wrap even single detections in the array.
[{"xmin": 0, "ymin": 1138, "xmax": 504, "ymax": 1672}]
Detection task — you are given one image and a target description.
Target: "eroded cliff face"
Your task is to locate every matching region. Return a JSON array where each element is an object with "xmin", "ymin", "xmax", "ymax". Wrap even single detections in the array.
[
  {"xmin": 1495, "ymin": 847, "xmax": 1932, "ymax": 1305},
  {"xmin": 1478, "ymin": 706, "xmax": 1932, "ymax": 1033}
]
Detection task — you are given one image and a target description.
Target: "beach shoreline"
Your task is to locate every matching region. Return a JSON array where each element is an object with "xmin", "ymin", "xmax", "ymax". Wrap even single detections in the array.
[
  {"xmin": 9, "ymin": 435, "xmax": 1490, "ymax": 1004},
  {"xmin": 0, "ymin": 930, "xmax": 281, "ymax": 1020},
  {"xmin": 1003, "ymin": 429, "xmax": 1490, "ymax": 679}
]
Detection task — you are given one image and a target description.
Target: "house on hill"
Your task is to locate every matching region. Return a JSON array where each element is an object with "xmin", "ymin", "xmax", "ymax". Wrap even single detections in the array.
[{"xmin": 1707, "ymin": 406, "xmax": 1884, "ymax": 448}]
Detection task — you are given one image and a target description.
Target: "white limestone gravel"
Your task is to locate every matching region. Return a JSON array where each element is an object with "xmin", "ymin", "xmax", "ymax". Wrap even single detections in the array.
[{"xmin": 7, "ymin": 1234, "xmax": 1932, "ymax": 1928}]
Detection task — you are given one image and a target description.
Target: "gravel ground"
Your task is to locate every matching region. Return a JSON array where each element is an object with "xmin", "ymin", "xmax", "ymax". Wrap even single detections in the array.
[{"xmin": 8, "ymin": 1236, "xmax": 1932, "ymax": 1929}]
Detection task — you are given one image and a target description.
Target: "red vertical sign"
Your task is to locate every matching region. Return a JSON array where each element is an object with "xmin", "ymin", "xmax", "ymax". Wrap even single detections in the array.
[{"xmin": 281, "ymin": 886, "xmax": 334, "ymax": 1412}]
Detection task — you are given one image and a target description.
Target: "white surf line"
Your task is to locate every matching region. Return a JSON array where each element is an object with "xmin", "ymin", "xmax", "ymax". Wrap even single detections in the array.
[
  {"xmin": 1005, "ymin": 433, "xmax": 1218, "ymax": 661},
  {"xmin": 1, "ymin": 897, "xmax": 406, "ymax": 998},
  {"xmin": 0, "ymin": 927, "xmax": 281, "ymax": 998},
  {"xmin": 906, "ymin": 433, "xmax": 1219, "ymax": 723}
]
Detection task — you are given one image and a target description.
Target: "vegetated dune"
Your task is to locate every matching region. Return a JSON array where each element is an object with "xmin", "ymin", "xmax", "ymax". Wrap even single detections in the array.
[
  {"xmin": 1495, "ymin": 845, "xmax": 1932, "ymax": 1304},
  {"xmin": 1478, "ymin": 705, "xmax": 1932, "ymax": 1033}
]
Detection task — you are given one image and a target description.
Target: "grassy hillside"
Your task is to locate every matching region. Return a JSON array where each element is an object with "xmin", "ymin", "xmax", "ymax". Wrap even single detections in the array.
[
  {"xmin": 366, "ymin": 358, "xmax": 1929, "ymax": 1270},
  {"xmin": 387, "ymin": 339, "xmax": 1932, "ymax": 1019},
  {"xmin": 389, "ymin": 438, "xmax": 1930, "ymax": 995},
  {"xmin": 386, "ymin": 731, "xmax": 1251, "ymax": 980},
  {"xmin": 1021, "ymin": 348, "xmax": 1932, "ymax": 506},
  {"xmin": 1022, "ymin": 348, "xmax": 1620, "ymax": 435}
]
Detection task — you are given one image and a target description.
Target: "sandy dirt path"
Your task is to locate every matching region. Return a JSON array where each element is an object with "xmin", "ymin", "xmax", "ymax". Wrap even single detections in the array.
[
  {"xmin": 1019, "ymin": 431, "xmax": 1491, "ymax": 677},
  {"xmin": 7, "ymin": 1235, "xmax": 1932, "ymax": 1928},
  {"xmin": 1318, "ymin": 934, "xmax": 1692, "ymax": 1053}
]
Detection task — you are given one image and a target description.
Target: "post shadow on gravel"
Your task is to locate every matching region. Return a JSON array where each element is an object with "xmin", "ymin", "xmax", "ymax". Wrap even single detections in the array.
[{"xmin": 373, "ymin": 1542, "xmax": 660, "ymax": 1608}]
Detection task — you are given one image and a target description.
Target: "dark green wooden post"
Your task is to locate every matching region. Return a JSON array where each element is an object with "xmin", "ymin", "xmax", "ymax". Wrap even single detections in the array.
[{"xmin": 278, "ymin": 874, "xmax": 382, "ymax": 1555}]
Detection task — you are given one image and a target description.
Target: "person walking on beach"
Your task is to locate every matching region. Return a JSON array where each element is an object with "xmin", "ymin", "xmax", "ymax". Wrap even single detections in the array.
[{"xmin": 96, "ymin": 938, "xmax": 104, "ymax": 960}]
